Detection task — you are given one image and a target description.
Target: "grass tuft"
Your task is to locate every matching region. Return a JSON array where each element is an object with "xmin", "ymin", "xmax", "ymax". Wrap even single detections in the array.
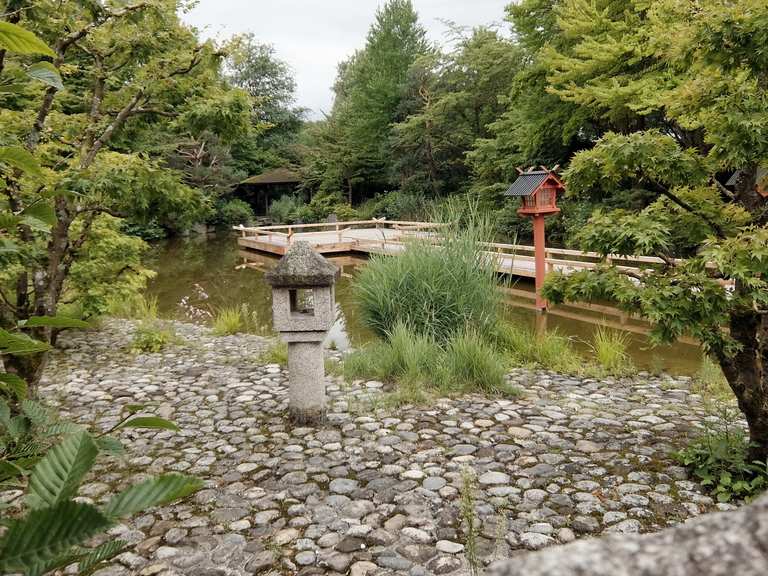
[
  {"xmin": 590, "ymin": 326, "xmax": 634, "ymax": 376},
  {"xmin": 109, "ymin": 293, "xmax": 159, "ymax": 321},
  {"xmin": 212, "ymin": 306, "xmax": 244, "ymax": 336},
  {"xmin": 693, "ymin": 355, "xmax": 734, "ymax": 404},
  {"xmin": 494, "ymin": 323, "xmax": 584, "ymax": 374},
  {"xmin": 258, "ymin": 341, "xmax": 288, "ymax": 366}
]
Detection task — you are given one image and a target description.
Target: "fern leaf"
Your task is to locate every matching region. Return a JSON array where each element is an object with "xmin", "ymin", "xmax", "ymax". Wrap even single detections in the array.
[
  {"xmin": 104, "ymin": 474, "xmax": 202, "ymax": 519},
  {"xmin": 26, "ymin": 431, "xmax": 98, "ymax": 509}
]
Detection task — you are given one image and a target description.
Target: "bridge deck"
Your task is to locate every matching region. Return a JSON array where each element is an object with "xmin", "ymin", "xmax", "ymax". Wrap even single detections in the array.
[{"xmin": 235, "ymin": 219, "xmax": 666, "ymax": 279}]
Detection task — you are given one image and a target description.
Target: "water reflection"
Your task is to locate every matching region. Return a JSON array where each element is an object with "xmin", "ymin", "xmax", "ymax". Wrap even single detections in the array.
[{"xmin": 145, "ymin": 233, "xmax": 703, "ymax": 375}]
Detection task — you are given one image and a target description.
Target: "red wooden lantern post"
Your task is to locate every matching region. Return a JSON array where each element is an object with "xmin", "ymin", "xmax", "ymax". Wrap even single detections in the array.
[{"xmin": 505, "ymin": 168, "xmax": 565, "ymax": 310}]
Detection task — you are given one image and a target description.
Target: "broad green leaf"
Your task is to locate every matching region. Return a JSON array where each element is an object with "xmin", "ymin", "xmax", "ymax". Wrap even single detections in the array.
[
  {"xmin": 0, "ymin": 372, "xmax": 27, "ymax": 400},
  {"xmin": 21, "ymin": 315, "xmax": 89, "ymax": 329},
  {"xmin": 0, "ymin": 329, "xmax": 51, "ymax": 356},
  {"xmin": 116, "ymin": 416, "xmax": 179, "ymax": 432},
  {"xmin": 77, "ymin": 539, "xmax": 127, "ymax": 573},
  {"xmin": 26, "ymin": 61, "xmax": 63, "ymax": 90},
  {"xmin": 0, "ymin": 501, "xmax": 110, "ymax": 576},
  {"xmin": 26, "ymin": 431, "xmax": 98, "ymax": 509},
  {"xmin": 0, "ymin": 22, "xmax": 55, "ymax": 57},
  {"xmin": 0, "ymin": 399, "xmax": 10, "ymax": 429},
  {"xmin": 20, "ymin": 400, "xmax": 52, "ymax": 427},
  {"xmin": 0, "ymin": 146, "xmax": 43, "ymax": 178},
  {"xmin": 20, "ymin": 202, "xmax": 56, "ymax": 227},
  {"xmin": 0, "ymin": 238, "xmax": 19, "ymax": 254},
  {"xmin": 94, "ymin": 435, "xmax": 125, "ymax": 456},
  {"xmin": 104, "ymin": 474, "xmax": 202, "ymax": 519}
]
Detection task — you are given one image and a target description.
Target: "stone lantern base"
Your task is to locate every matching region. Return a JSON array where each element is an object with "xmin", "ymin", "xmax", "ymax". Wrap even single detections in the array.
[{"xmin": 283, "ymin": 331, "xmax": 327, "ymax": 425}]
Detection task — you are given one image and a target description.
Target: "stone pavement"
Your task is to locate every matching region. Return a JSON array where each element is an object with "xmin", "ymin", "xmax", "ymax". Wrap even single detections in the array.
[{"xmin": 20, "ymin": 320, "xmax": 735, "ymax": 575}]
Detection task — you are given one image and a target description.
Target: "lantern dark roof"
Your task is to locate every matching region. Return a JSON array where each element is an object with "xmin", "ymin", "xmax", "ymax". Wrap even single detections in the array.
[
  {"xmin": 504, "ymin": 170, "xmax": 550, "ymax": 197},
  {"xmin": 265, "ymin": 241, "xmax": 338, "ymax": 287}
]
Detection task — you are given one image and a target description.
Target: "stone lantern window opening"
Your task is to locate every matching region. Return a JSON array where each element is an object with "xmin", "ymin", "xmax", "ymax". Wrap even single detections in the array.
[{"xmin": 290, "ymin": 288, "xmax": 316, "ymax": 317}]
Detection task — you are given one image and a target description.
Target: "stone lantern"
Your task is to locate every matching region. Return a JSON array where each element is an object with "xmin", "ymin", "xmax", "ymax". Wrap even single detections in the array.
[{"xmin": 265, "ymin": 241, "xmax": 339, "ymax": 424}]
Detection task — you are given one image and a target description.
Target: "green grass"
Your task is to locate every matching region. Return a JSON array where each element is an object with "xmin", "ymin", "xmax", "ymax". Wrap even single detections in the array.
[
  {"xmin": 130, "ymin": 321, "xmax": 178, "ymax": 353},
  {"xmin": 258, "ymin": 341, "xmax": 288, "ymax": 366},
  {"xmin": 693, "ymin": 355, "xmax": 735, "ymax": 404},
  {"xmin": 342, "ymin": 323, "xmax": 516, "ymax": 405},
  {"xmin": 494, "ymin": 323, "xmax": 584, "ymax": 374},
  {"xmin": 354, "ymin": 213, "xmax": 501, "ymax": 343},
  {"xmin": 212, "ymin": 306, "xmax": 244, "ymax": 336},
  {"xmin": 108, "ymin": 293, "xmax": 159, "ymax": 321},
  {"xmin": 590, "ymin": 326, "xmax": 634, "ymax": 376}
]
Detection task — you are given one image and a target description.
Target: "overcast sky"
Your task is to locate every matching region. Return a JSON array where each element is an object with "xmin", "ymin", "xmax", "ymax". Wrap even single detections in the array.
[{"xmin": 181, "ymin": 0, "xmax": 511, "ymax": 119}]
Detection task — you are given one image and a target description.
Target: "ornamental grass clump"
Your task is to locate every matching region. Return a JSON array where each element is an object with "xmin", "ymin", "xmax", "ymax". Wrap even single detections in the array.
[
  {"xmin": 355, "ymin": 215, "xmax": 501, "ymax": 343},
  {"xmin": 590, "ymin": 326, "xmax": 634, "ymax": 376}
]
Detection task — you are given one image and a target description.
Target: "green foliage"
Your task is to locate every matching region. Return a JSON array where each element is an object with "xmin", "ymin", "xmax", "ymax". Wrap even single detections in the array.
[
  {"xmin": 108, "ymin": 294, "xmax": 159, "ymax": 322},
  {"xmin": 214, "ymin": 198, "xmax": 255, "ymax": 227},
  {"xmin": 355, "ymin": 221, "xmax": 500, "ymax": 343},
  {"xmin": 675, "ymin": 412, "xmax": 768, "ymax": 503},
  {"xmin": 342, "ymin": 323, "xmax": 513, "ymax": 401},
  {"xmin": 494, "ymin": 323, "xmax": 584, "ymax": 375},
  {"xmin": 0, "ymin": 430, "xmax": 201, "ymax": 576},
  {"xmin": 693, "ymin": 356, "xmax": 735, "ymax": 405},
  {"xmin": 268, "ymin": 194, "xmax": 304, "ymax": 224},
  {"xmin": 0, "ymin": 21, "xmax": 54, "ymax": 56},
  {"xmin": 258, "ymin": 341, "xmax": 288, "ymax": 366},
  {"xmin": 130, "ymin": 322, "xmax": 178, "ymax": 354},
  {"xmin": 212, "ymin": 306, "xmax": 244, "ymax": 336},
  {"xmin": 589, "ymin": 327, "xmax": 634, "ymax": 376},
  {"xmin": 459, "ymin": 466, "xmax": 481, "ymax": 576}
]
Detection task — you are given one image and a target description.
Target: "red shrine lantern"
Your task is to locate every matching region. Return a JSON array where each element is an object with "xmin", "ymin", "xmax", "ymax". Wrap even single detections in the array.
[{"xmin": 505, "ymin": 168, "xmax": 565, "ymax": 310}]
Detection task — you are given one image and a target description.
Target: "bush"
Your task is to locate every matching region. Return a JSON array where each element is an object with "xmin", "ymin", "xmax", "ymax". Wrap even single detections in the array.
[
  {"xmin": 355, "ymin": 223, "xmax": 501, "ymax": 343},
  {"xmin": 675, "ymin": 410, "xmax": 768, "ymax": 502},
  {"xmin": 590, "ymin": 327, "xmax": 634, "ymax": 376},
  {"xmin": 215, "ymin": 198, "xmax": 255, "ymax": 226},
  {"xmin": 131, "ymin": 322, "xmax": 177, "ymax": 353},
  {"xmin": 268, "ymin": 195, "xmax": 303, "ymax": 224},
  {"xmin": 212, "ymin": 306, "xmax": 244, "ymax": 336}
]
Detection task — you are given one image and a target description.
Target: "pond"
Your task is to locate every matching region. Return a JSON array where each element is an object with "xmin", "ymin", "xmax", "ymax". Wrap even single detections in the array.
[{"xmin": 145, "ymin": 233, "xmax": 705, "ymax": 376}]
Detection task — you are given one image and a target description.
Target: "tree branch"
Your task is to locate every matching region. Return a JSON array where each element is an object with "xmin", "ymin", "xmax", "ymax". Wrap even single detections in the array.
[
  {"xmin": 648, "ymin": 179, "xmax": 726, "ymax": 238},
  {"xmin": 81, "ymin": 88, "xmax": 144, "ymax": 168}
]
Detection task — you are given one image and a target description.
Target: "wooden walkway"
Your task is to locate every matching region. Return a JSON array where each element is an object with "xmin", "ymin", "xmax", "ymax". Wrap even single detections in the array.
[{"xmin": 234, "ymin": 219, "xmax": 675, "ymax": 279}]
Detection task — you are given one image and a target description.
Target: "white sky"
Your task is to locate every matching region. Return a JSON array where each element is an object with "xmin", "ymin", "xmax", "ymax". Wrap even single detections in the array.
[{"xmin": 181, "ymin": 0, "xmax": 511, "ymax": 119}]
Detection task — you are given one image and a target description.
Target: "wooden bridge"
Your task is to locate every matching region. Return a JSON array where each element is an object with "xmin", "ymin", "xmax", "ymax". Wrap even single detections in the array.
[{"xmin": 234, "ymin": 218, "xmax": 676, "ymax": 280}]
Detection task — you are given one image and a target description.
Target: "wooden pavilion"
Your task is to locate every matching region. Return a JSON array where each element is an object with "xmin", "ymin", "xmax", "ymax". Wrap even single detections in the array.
[{"xmin": 236, "ymin": 168, "xmax": 302, "ymax": 215}]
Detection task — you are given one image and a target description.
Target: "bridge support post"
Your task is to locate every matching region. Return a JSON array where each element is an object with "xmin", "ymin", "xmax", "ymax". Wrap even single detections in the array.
[{"xmin": 533, "ymin": 214, "xmax": 548, "ymax": 311}]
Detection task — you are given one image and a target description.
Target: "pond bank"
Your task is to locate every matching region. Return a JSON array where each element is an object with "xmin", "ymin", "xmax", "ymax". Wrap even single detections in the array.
[{"xmin": 28, "ymin": 319, "xmax": 735, "ymax": 576}]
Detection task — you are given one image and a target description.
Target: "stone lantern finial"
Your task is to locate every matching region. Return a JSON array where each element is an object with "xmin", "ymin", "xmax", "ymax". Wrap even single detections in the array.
[{"xmin": 266, "ymin": 242, "xmax": 338, "ymax": 424}]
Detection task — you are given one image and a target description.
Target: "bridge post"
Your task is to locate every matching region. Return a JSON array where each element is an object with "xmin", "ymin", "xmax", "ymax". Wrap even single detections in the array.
[{"xmin": 533, "ymin": 214, "xmax": 548, "ymax": 311}]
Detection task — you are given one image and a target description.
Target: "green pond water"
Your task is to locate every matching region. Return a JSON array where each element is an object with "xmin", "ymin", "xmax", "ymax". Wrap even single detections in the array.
[{"xmin": 146, "ymin": 233, "xmax": 704, "ymax": 376}]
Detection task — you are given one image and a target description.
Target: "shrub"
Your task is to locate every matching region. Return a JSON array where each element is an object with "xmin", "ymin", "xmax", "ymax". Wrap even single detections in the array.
[
  {"xmin": 268, "ymin": 194, "xmax": 303, "ymax": 224},
  {"xmin": 215, "ymin": 198, "xmax": 255, "ymax": 226},
  {"xmin": 355, "ymin": 224, "xmax": 501, "ymax": 343},
  {"xmin": 675, "ymin": 409, "xmax": 768, "ymax": 502},
  {"xmin": 212, "ymin": 306, "xmax": 244, "ymax": 336},
  {"xmin": 590, "ymin": 326, "xmax": 634, "ymax": 376},
  {"xmin": 131, "ymin": 322, "xmax": 177, "ymax": 353}
]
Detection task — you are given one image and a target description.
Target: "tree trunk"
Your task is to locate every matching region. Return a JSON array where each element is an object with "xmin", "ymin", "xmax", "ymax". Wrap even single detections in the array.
[{"xmin": 717, "ymin": 304, "xmax": 768, "ymax": 462}]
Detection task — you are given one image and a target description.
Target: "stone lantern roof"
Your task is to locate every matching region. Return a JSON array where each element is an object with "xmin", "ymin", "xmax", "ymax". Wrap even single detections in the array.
[{"xmin": 265, "ymin": 241, "xmax": 338, "ymax": 287}]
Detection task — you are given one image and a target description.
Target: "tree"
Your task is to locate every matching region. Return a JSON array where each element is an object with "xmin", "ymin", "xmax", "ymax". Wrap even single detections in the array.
[
  {"xmin": 225, "ymin": 33, "xmax": 304, "ymax": 173},
  {"xmin": 391, "ymin": 28, "xmax": 523, "ymax": 197},
  {"xmin": 311, "ymin": 0, "xmax": 430, "ymax": 199},
  {"xmin": 539, "ymin": 0, "xmax": 768, "ymax": 460},
  {"xmin": 0, "ymin": 0, "xmax": 252, "ymax": 388}
]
